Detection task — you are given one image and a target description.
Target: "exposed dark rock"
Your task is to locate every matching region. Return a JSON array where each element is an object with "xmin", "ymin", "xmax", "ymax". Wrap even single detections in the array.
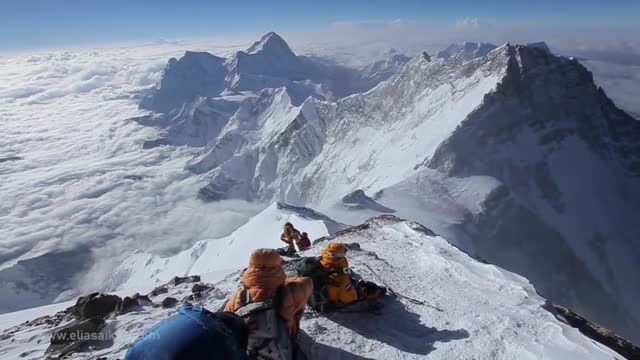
[
  {"xmin": 168, "ymin": 275, "xmax": 201, "ymax": 286},
  {"xmin": 46, "ymin": 317, "xmax": 105, "ymax": 357},
  {"xmin": 344, "ymin": 243, "xmax": 361, "ymax": 251},
  {"xmin": 341, "ymin": 189, "xmax": 396, "ymax": 213},
  {"xmin": 149, "ymin": 285, "xmax": 168, "ymax": 297},
  {"xmin": 191, "ymin": 283, "xmax": 209, "ymax": 293},
  {"xmin": 552, "ymin": 304, "xmax": 640, "ymax": 359},
  {"xmin": 117, "ymin": 293, "xmax": 153, "ymax": 315},
  {"xmin": 23, "ymin": 310, "xmax": 70, "ymax": 328},
  {"xmin": 68, "ymin": 293, "xmax": 122, "ymax": 320},
  {"xmin": 161, "ymin": 297, "xmax": 179, "ymax": 308},
  {"xmin": 198, "ymin": 174, "xmax": 238, "ymax": 201}
]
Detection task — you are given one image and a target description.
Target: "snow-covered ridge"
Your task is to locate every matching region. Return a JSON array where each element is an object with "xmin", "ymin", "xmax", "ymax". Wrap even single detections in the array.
[
  {"xmin": 0, "ymin": 213, "xmax": 632, "ymax": 359},
  {"xmin": 100, "ymin": 202, "xmax": 346, "ymax": 294}
]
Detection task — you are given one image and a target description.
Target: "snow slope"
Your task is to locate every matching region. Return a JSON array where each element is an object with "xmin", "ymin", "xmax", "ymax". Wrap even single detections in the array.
[
  {"xmin": 104, "ymin": 202, "xmax": 346, "ymax": 294},
  {"xmin": 0, "ymin": 214, "xmax": 625, "ymax": 359}
]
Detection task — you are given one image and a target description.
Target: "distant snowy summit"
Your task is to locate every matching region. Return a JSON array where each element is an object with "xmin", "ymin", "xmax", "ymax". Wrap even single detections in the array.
[{"xmin": 140, "ymin": 31, "xmax": 406, "ymax": 112}]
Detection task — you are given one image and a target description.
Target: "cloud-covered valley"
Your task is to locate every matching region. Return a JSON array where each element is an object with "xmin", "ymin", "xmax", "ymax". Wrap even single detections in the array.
[{"xmin": 0, "ymin": 40, "xmax": 267, "ymax": 309}]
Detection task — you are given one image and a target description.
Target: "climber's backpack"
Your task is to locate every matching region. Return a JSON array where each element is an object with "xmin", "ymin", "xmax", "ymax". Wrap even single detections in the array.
[
  {"xmin": 234, "ymin": 289, "xmax": 293, "ymax": 360},
  {"xmin": 276, "ymin": 246, "xmax": 298, "ymax": 258},
  {"xmin": 296, "ymin": 257, "xmax": 334, "ymax": 312}
]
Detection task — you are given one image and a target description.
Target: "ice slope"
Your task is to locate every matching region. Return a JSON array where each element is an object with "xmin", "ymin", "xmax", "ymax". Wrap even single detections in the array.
[
  {"xmin": 104, "ymin": 202, "xmax": 346, "ymax": 294},
  {"xmin": 0, "ymin": 215, "xmax": 625, "ymax": 359}
]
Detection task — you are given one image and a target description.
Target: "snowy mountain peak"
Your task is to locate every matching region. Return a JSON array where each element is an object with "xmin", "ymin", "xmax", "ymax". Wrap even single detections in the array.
[
  {"xmin": 140, "ymin": 51, "xmax": 226, "ymax": 112},
  {"xmin": 245, "ymin": 31, "xmax": 296, "ymax": 58}
]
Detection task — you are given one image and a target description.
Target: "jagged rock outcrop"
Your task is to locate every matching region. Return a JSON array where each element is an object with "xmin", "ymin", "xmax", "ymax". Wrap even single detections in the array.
[
  {"xmin": 341, "ymin": 189, "xmax": 396, "ymax": 212},
  {"xmin": 551, "ymin": 304, "xmax": 640, "ymax": 359}
]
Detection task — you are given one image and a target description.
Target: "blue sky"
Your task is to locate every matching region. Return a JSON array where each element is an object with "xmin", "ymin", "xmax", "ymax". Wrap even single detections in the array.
[{"xmin": 1, "ymin": 0, "xmax": 638, "ymax": 50}]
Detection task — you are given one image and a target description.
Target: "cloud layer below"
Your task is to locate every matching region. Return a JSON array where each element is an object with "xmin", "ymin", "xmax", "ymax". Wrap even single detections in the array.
[{"xmin": 0, "ymin": 40, "xmax": 263, "ymax": 295}]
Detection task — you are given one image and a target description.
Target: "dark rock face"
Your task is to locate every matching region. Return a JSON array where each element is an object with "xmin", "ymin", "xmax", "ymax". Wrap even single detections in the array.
[
  {"xmin": 161, "ymin": 297, "xmax": 178, "ymax": 308},
  {"xmin": 117, "ymin": 293, "xmax": 152, "ymax": 315},
  {"xmin": 149, "ymin": 285, "xmax": 168, "ymax": 297},
  {"xmin": 68, "ymin": 293, "xmax": 122, "ymax": 320},
  {"xmin": 22, "ymin": 310, "xmax": 70, "ymax": 329},
  {"xmin": 552, "ymin": 304, "xmax": 640, "ymax": 359},
  {"xmin": 341, "ymin": 189, "xmax": 396, "ymax": 213},
  {"xmin": 168, "ymin": 275, "xmax": 201, "ymax": 287},
  {"xmin": 191, "ymin": 283, "xmax": 209, "ymax": 294},
  {"xmin": 46, "ymin": 317, "xmax": 106, "ymax": 357}
]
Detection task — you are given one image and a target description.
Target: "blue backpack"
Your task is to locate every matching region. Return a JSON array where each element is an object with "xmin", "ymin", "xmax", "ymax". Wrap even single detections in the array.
[{"xmin": 125, "ymin": 305, "xmax": 248, "ymax": 360}]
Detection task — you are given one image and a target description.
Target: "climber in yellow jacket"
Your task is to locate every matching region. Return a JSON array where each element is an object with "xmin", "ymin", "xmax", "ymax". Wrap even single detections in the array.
[{"xmin": 319, "ymin": 243, "xmax": 360, "ymax": 305}]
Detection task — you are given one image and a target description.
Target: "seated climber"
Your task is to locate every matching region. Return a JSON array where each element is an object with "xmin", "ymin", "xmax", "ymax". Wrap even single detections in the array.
[
  {"xmin": 297, "ymin": 242, "xmax": 387, "ymax": 312},
  {"xmin": 124, "ymin": 305, "xmax": 249, "ymax": 360},
  {"xmin": 224, "ymin": 248, "xmax": 313, "ymax": 360},
  {"xmin": 296, "ymin": 232, "xmax": 311, "ymax": 252},
  {"xmin": 278, "ymin": 222, "xmax": 303, "ymax": 257}
]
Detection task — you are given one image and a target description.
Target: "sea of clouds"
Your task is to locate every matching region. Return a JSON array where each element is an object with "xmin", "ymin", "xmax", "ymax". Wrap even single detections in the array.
[
  {"xmin": 0, "ymin": 39, "xmax": 266, "ymax": 297},
  {"xmin": 1, "ymin": 29, "xmax": 638, "ymax": 306}
]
